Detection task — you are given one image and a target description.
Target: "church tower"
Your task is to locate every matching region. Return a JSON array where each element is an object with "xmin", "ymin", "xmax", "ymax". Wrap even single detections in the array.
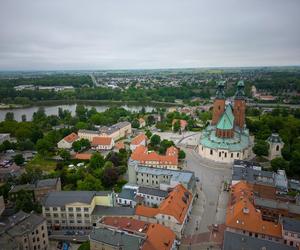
[
  {"xmin": 233, "ymin": 80, "xmax": 246, "ymax": 129},
  {"xmin": 212, "ymin": 81, "xmax": 226, "ymax": 125}
]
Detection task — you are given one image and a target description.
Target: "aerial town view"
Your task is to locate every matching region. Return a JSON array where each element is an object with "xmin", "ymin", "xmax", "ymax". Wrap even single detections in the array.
[{"xmin": 0, "ymin": 0, "xmax": 300, "ymax": 250}]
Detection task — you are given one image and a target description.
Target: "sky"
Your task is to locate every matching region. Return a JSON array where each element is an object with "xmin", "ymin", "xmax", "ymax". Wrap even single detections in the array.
[{"xmin": 0, "ymin": 0, "xmax": 300, "ymax": 70}]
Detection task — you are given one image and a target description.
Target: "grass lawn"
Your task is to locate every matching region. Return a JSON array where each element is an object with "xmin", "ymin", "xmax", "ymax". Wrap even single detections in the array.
[{"xmin": 27, "ymin": 154, "xmax": 57, "ymax": 172}]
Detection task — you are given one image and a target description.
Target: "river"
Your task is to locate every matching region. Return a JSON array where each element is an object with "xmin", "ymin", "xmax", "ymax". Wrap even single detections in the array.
[{"xmin": 0, "ymin": 104, "xmax": 157, "ymax": 122}]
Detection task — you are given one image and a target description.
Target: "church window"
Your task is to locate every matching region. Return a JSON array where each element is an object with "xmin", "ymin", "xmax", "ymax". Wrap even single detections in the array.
[
  {"xmin": 237, "ymin": 153, "xmax": 240, "ymax": 158},
  {"xmin": 231, "ymin": 153, "xmax": 233, "ymax": 158},
  {"xmin": 225, "ymin": 152, "xmax": 227, "ymax": 158},
  {"xmin": 219, "ymin": 152, "xmax": 221, "ymax": 157},
  {"xmin": 210, "ymin": 149, "xmax": 213, "ymax": 155},
  {"xmin": 276, "ymin": 145, "xmax": 279, "ymax": 151}
]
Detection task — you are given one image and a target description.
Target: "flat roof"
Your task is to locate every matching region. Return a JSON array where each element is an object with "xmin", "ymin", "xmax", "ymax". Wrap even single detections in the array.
[
  {"xmin": 138, "ymin": 186, "xmax": 168, "ymax": 198},
  {"xmin": 282, "ymin": 217, "xmax": 300, "ymax": 233},
  {"xmin": 92, "ymin": 205, "xmax": 135, "ymax": 216}
]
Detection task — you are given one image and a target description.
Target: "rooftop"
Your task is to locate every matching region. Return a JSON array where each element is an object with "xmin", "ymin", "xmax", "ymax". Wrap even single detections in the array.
[
  {"xmin": 282, "ymin": 217, "xmax": 300, "ymax": 233},
  {"xmin": 131, "ymin": 145, "xmax": 178, "ymax": 166},
  {"xmin": 99, "ymin": 121, "xmax": 131, "ymax": 135},
  {"xmin": 137, "ymin": 186, "xmax": 168, "ymax": 198},
  {"xmin": 92, "ymin": 205, "xmax": 135, "ymax": 216},
  {"xmin": 90, "ymin": 227, "xmax": 144, "ymax": 250},
  {"xmin": 92, "ymin": 136, "xmax": 113, "ymax": 146},
  {"xmin": 216, "ymin": 104, "xmax": 234, "ymax": 130},
  {"xmin": 74, "ymin": 153, "xmax": 92, "ymax": 160},
  {"xmin": 223, "ymin": 231, "xmax": 297, "ymax": 250},
  {"xmin": 131, "ymin": 133, "xmax": 147, "ymax": 145},
  {"xmin": 63, "ymin": 132, "xmax": 79, "ymax": 143},
  {"xmin": 42, "ymin": 191, "xmax": 111, "ymax": 208}
]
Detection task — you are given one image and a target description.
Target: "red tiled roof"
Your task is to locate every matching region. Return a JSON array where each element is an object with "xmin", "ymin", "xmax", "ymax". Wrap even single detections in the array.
[
  {"xmin": 75, "ymin": 153, "xmax": 92, "ymax": 160},
  {"xmin": 131, "ymin": 133, "xmax": 147, "ymax": 145},
  {"xmin": 131, "ymin": 145, "xmax": 178, "ymax": 166},
  {"xmin": 100, "ymin": 216, "xmax": 149, "ymax": 234},
  {"xmin": 92, "ymin": 136, "xmax": 113, "ymax": 146},
  {"xmin": 142, "ymin": 223, "xmax": 176, "ymax": 250},
  {"xmin": 63, "ymin": 132, "xmax": 79, "ymax": 143},
  {"xmin": 115, "ymin": 141, "xmax": 125, "ymax": 150},
  {"xmin": 136, "ymin": 184, "xmax": 192, "ymax": 224},
  {"xmin": 226, "ymin": 181, "xmax": 282, "ymax": 238}
]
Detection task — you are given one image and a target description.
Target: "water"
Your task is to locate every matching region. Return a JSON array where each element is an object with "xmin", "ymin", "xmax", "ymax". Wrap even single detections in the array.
[{"xmin": 0, "ymin": 104, "xmax": 156, "ymax": 122}]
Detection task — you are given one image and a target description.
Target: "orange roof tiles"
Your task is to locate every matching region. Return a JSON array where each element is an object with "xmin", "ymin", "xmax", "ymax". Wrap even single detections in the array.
[
  {"xmin": 100, "ymin": 216, "xmax": 149, "ymax": 234},
  {"xmin": 139, "ymin": 118, "xmax": 145, "ymax": 123},
  {"xmin": 143, "ymin": 223, "xmax": 176, "ymax": 250},
  {"xmin": 115, "ymin": 141, "xmax": 125, "ymax": 150},
  {"xmin": 136, "ymin": 184, "xmax": 192, "ymax": 224},
  {"xmin": 75, "ymin": 153, "xmax": 92, "ymax": 160},
  {"xmin": 226, "ymin": 181, "xmax": 282, "ymax": 238},
  {"xmin": 100, "ymin": 216, "xmax": 176, "ymax": 250},
  {"xmin": 131, "ymin": 133, "xmax": 147, "ymax": 145},
  {"xmin": 131, "ymin": 145, "xmax": 178, "ymax": 166},
  {"xmin": 92, "ymin": 136, "xmax": 113, "ymax": 146},
  {"xmin": 63, "ymin": 132, "xmax": 79, "ymax": 143}
]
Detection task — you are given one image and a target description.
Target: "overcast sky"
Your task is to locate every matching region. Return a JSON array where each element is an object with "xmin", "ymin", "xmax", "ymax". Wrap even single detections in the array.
[{"xmin": 0, "ymin": 0, "xmax": 299, "ymax": 70}]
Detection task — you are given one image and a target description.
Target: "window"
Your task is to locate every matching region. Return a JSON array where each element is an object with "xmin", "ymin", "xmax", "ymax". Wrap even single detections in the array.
[
  {"xmin": 84, "ymin": 207, "xmax": 89, "ymax": 212},
  {"xmin": 225, "ymin": 152, "xmax": 227, "ymax": 158},
  {"xmin": 68, "ymin": 207, "xmax": 73, "ymax": 212},
  {"xmin": 77, "ymin": 214, "xmax": 82, "ymax": 217},
  {"xmin": 84, "ymin": 214, "xmax": 89, "ymax": 218},
  {"xmin": 219, "ymin": 152, "xmax": 221, "ymax": 157},
  {"xmin": 210, "ymin": 149, "xmax": 213, "ymax": 155},
  {"xmin": 77, "ymin": 220, "xmax": 82, "ymax": 224},
  {"xmin": 237, "ymin": 153, "xmax": 240, "ymax": 158},
  {"xmin": 276, "ymin": 145, "xmax": 280, "ymax": 151},
  {"xmin": 76, "ymin": 207, "xmax": 81, "ymax": 212},
  {"xmin": 231, "ymin": 153, "xmax": 233, "ymax": 158},
  {"xmin": 53, "ymin": 207, "xmax": 57, "ymax": 211}
]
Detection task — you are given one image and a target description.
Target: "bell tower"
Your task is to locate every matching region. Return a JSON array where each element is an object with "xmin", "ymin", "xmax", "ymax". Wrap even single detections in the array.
[
  {"xmin": 212, "ymin": 81, "xmax": 226, "ymax": 125},
  {"xmin": 233, "ymin": 80, "xmax": 246, "ymax": 129}
]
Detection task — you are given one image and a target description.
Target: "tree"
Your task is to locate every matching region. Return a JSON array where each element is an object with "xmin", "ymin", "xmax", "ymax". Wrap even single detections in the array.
[
  {"xmin": 290, "ymin": 151, "xmax": 300, "ymax": 176},
  {"xmin": 78, "ymin": 242, "xmax": 90, "ymax": 250},
  {"xmin": 21, "ymin": 114, "xmax": 27, "ymax": 122},
  {"xmin": 89, "ymin": 152, "xmax": 105, "ymax": 169},
  {"xmin": 72, "ymin": 139, "xmax": 90, "ymax": 152},
  {"xmin": 36, "ymin": 138, "xmax": 52, "ymax": 155},
  {"xmin": 14, "ymin": 190, "xmax": 41, "ymax": 213},
  {"xmin": 59, "ymin": 149, "xmax": 71, "ymax": 161},
  {"xmin": 159, "ymin": 139, "xmax": 174, "ymax": 154},
  {"xmin": 76, "ymin": 104, "xmax": 87, "ymax": 121},
  {"xmin": 147, "ymin": 115, "xmax": 155, "ymax": 126},
  {"xmin": 101, "ymin": 166, "xmax": 119, "ymax": 187},
  {"xmin": 131, "ymin": 118, "xmax": 140, "ymax": 129},
  {"xmin": 5, "ymin": 112, "xmax": 14, "ymax": 121},
  {"xmin": 179, "ymin": 150, "xmax": 186, "ymax": 159},
  {"xmin": 253, "ymin": 140, "xmax": 269, "ymax": 157},
  {"xmin": 145, "ymin": 130, "xmax": 152, "ymax": 139},
  {"xmin": 150, "ymin": 134, "xmax": 161, "ymax": 147},
  {"xmin": 173, "ymin": 120, "xmax": 181, "ymax": 132},
  {"xmin": 77, "ymin": 174, "xmax": 103, "ymax": 191},
  {"xmin": 271, "ymin": 157, "xmax": 289, "ymax": 172},
  {"xmin": 13, "ymin": 154, "xmax": 25, "ymax": 165}
]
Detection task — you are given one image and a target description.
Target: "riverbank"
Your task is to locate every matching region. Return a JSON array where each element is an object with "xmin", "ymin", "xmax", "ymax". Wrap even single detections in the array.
[{"xmin": 0, "ymin": 99, "xmax": 184, "ymax": 110}]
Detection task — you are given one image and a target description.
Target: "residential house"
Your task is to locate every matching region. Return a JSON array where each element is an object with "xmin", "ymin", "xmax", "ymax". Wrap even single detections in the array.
[
  {"xmin": 130, "ymin": 133, "xmax": 147, "ymax": 151},
  {"xmin": 138, "ymin": 118, "xmax": 146, "ymax": 128},
  {"xmin": 135, "ymin": 184, "xmax": 193, "ymax": 238},
  {"xmin": 57, "ymin": 132, "xmax": 79, "ymax": 149},
  {"xmin": 172, "ymin": 119, "xmax": 188, "ymax": 132},
  {"xmin": 92, "ymin": 216, "xmax": 177, "ymax": 250}
]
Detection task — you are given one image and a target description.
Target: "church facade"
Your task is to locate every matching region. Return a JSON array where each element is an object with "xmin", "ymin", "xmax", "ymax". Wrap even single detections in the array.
[{"xmin": 198, "ymin": 81, "xmax": 252, "ymax": 163}]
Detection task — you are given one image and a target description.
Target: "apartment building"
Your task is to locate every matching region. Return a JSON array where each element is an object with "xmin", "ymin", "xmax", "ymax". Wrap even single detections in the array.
[
  {"xmin": 42, "ymin": 191, "xmax": 115, "ymax": 230},
  {"xmin": 0, "ymin": 211, "xmax": 49, "ymax": 250},
  {"xmin": 135, "ymin": 184, "xmax": 193, "ymax": 238},
  {"xmin": 98, "ymin": 121, "xmax": 132, "ymax": 141},
  {"xmin": 282, "ymin": 217, "xmax": 300, "ymax": 248},
  {"xmin": 78, "ymin": 130, "xmax": 100, "ymax": 142},
  {"xmin": 128, "ymin": 159, "xmax": 196, "ymax": 193},
  {"xmin": 9, "ymin": 178, "xmax": 61, "ymax": 203},
  {"xmin": 130, "ymin": 145, "xmax": 178, "ymax": 170}
]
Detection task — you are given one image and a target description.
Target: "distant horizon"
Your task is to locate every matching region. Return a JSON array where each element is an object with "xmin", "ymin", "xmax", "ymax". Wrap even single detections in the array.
[{"xmin": 1, "ymin": 64, "xmax": 300, "ymax": 73}]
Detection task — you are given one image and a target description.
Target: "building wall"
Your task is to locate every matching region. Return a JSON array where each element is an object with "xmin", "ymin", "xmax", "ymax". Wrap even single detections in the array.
[
  {"xmin": 198, "ymin": 145, "xmax": 250, "ymax": 163},
  {"xmin": 17, "ymin": 220, "xmax": 49, "ymax": 250},
  {"xmin": 233, "ymin": 99, "xmax": 246, "ymax": 128},
  {"xmin": 212, "ymin": 99, "xmax": 225, "ymax": 125},
  {"xmin": 135, "ymin": 192, "xmax": 164, "ymax": 207},
  {"xmin": 57, "ymin": 139, "xmax": 72, "ymax": 149},
  {"xmin": 268, "ymin": 142, "xmax": 284, "ymax": 160},
  {"xmin": 283, "ymin": 229, "xmax": 300, "ymax": 248},
  {"xmin": 78, "ymin": 131, "xmax": 99, "ymax": 142}
]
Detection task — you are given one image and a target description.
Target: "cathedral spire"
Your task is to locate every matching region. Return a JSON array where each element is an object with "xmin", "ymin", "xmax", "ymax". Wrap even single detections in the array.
[
  {"xmin": 235, "ymin": 80, "xmax": 245, "ymax": 99},
  {"xmin": 216, "ymin": 81, "xmax": 225, "ymax": 99}
]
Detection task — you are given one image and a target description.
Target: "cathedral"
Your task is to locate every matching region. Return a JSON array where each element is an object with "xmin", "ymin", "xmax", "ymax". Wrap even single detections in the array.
[{"xmin": 198, "ymin": 81, "xmax": 252, "ymax": 163}]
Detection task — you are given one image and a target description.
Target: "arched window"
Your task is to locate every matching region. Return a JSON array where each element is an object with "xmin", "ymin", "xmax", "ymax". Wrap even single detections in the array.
[
  {"xmin": 276, "ymin": 145, "xmax": 280, "ymax": 151},
  {"xmin": 210, "ymin": 149, "xmax": 213, "ymax": 155}
]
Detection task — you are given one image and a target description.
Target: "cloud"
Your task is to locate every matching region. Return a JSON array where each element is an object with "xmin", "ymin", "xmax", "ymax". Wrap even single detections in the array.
[{"xmin": 0, "ymin": 0, "xmax": 299, "ymax": 70}]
